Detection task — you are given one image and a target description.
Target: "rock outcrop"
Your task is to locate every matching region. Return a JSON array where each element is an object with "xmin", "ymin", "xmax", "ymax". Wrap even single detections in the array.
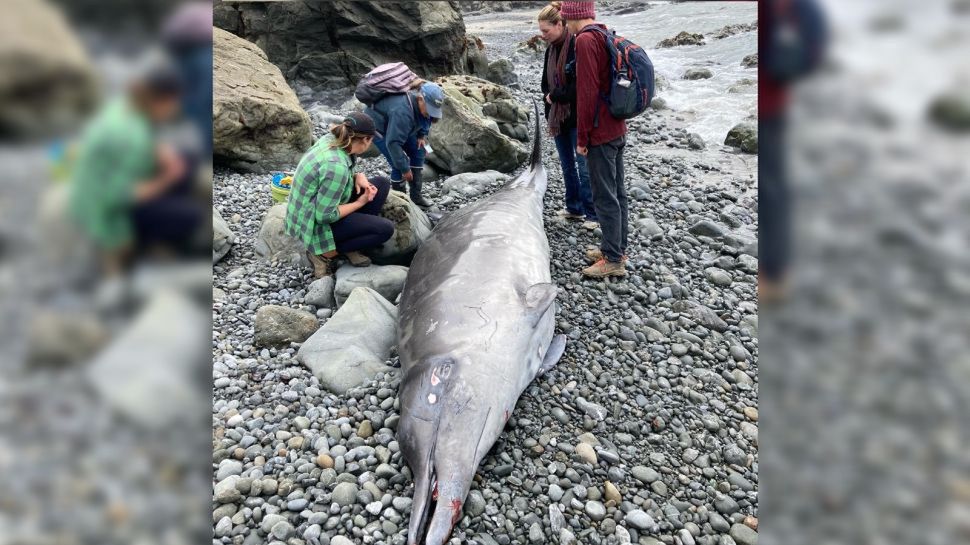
[
  {"xmin": 213, "ymin": 27, "xmax": 313, "ymax": 172},
  {"xmin": 214, "ymin": 1, "xmax": 467, "ymax": 89}
]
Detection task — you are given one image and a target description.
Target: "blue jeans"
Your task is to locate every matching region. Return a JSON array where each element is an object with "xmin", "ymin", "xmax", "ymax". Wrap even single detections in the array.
[
  {"xmin": 759, "ymin": 116, "xmax": 788, "ymax": 281},
  {"xmin": 554, "ymin": 128, "xmax": 597, "ymax": 220},
  {"xmin": 374, "ymin": 134, "xmax": 427, "ymax": 182}
]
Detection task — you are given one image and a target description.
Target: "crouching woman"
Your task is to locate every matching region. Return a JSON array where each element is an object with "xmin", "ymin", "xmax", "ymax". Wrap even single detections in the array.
[{"xmin": 285, "ymin": 112, "xmax": 394, "ymax": 278}]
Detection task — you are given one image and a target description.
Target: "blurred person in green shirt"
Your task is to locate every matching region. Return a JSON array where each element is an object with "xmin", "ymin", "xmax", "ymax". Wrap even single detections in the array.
[{"xmin": 69, "ymin": 58, "xmax": 201, "ymax": 275}]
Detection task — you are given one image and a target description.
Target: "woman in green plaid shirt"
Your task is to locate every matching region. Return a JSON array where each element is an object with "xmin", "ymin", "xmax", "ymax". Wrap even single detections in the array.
[{"xmin": 285, "ymin": 112, "xmax": 394, "ymax": 278}]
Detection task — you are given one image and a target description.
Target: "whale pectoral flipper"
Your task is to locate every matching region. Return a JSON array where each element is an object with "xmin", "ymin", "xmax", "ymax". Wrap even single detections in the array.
[
  {"xmin": 523, "ymin": 283, "xmax": 558, "ymax": 327},
  {"xmin": 539, "ymin": 334, "xmax": 567, "ymax": 376}
]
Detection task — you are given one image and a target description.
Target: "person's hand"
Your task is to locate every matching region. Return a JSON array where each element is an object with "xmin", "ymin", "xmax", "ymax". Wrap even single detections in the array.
[
  {"xmin": 353, "ymin": 172, "xmax": 369, "ymax": 192},
  {"xmin": 356, "ymin": 188, "xmax": 373, "ymax": 204},
  {"xmin": 576, "ymin": 145, "xmax": 588, "ymax": 156},
  {"xmin": 417, "ymin": 138, "xmax": 426, "ymax": 149},
  {"xmin": 402, "ymin": 170, "xmax": 414, "ymax": 182},
  {"xmin": 545, "ymin": 93, "xmax": 552, "ymax": 104},
  {"xmin": 365, "ymin": 183, "xmax": 378, "ymax": 202}
]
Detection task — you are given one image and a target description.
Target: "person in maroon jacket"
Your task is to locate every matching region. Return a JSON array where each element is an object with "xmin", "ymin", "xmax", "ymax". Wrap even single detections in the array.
[{"xmin": 562, "ymin": 1, "xmax": 630, "ymax": 278}]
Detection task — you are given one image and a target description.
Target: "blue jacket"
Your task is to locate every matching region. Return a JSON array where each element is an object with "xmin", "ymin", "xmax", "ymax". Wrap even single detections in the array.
[{"xmin": 365, "ymin": 92, "xmax": 428, "ymax": 173}]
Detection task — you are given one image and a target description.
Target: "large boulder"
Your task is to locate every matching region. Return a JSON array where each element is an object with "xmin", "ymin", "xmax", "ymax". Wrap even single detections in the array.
[
  {"xmin": 297, "ymin": 287, "xmax": 397, "ymax": 394},
  {"xmin": 428, "ymin": 75, "xmax": 529, "ymax": 174},
  {"xmin": 365, "ymin": 191, "xmax": 433, "ymax": 265},
  {"xmin": 253, "ymin": 305, "xmax": 319, "ymax": 347},
  {"xmin": 334, "ymin": 264, "xmax": 409, "ymax": 307},
  {"xmin": 213, "ymin": 207, "xmax": 234, "ymax": 263},
  {"xmin": 486, "ymin": 59, "xmax": 518, "ymax": 86},
  {"xmin": 724, "ymin": 122, "xmax": 758, "ymax": 153},
  {"xmin": 1, "ymin": 0, "xmax": 99, "ymax": 139},
  {"xmin": 213, "ymin": 27, "xmax": 313, "ymax": 172},
  {"xmin": 254, "ymin": 203, "xmax": 308, "ymax": 266},
  {"xmin": 214, "ymin": 1, "xmax": 466, "ymax": 89},
  {"xmin": 86, "ymin": 290, "xmax": 209, "ymax": 429}
]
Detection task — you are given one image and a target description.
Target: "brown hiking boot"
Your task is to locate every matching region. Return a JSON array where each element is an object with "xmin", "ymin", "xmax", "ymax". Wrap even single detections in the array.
[
  {"xmin": 556, "ymin": 209, "xmax": 585, "ymax": 221},
  {"xmin": 306, "ymin": 251, "xmax": 334, "ymax": 278},
  {"xmin": 582, "ymin": 258, "xmax": 627, "ymax": 278},
  {"xmin": 344, "ymin": 251, "xmax": 372, "ymax": 267},
  {"xmin": 585, "ymin": 248, "xmax": 629, "ymax": 264}
]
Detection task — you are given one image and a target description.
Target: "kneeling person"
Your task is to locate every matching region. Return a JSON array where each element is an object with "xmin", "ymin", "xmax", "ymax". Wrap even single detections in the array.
[{"xmin": 285, "ymin": 112, "xmax": 395, "ymax": 278}]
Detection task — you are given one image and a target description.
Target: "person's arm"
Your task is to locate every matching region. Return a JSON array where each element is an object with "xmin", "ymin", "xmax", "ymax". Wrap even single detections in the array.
[
  {"xmin": 132, "ymin": 143, "xmax": 185, "ymax": 203},
  {"xmin": 315, "ymin": 162, "xmax": 367, "ymax": 224},
  {"xmin": 336, "ymin": 188, "xmax": 375, "ymax": 219},
  {"xmin": 575, "ymin": 32, "xmax": 600, "ymax": 150}
]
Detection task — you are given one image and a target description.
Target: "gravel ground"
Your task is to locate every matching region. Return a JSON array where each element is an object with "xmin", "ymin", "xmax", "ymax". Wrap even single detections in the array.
[{"xmin": 212, "ymin": 10, "xmax": 758, "ymax": 545}]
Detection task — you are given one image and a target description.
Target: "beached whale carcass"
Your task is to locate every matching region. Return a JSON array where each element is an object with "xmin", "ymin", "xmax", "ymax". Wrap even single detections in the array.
[{"xmin": 396, "ymin": 104, "xmax": 566, "ymax": 545}]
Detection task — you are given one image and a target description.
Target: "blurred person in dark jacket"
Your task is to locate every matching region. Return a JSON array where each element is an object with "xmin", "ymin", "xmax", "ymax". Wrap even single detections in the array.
[
  {"xmin": 68, "ymin": 57, "xmax": 202, "ymax": 275},
  {"xmin": 759, "ymin": 0, "xmax": 828, "ymax": 302},
  {"xmin": 161, "ymin": 1, "xmax": 213, "ymax": 158}
]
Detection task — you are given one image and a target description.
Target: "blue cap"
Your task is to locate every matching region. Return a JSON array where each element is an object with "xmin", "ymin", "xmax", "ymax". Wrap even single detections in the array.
[{"xmin": 420, "ymin": 82, "xmax": 445, "ymax": 120}]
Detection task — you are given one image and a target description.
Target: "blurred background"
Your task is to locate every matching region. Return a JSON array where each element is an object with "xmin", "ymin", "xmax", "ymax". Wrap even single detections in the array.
[
  {"xmin": 760, "ymin": 1, "xmax": 970, "ymax": 545},
  {"xmin": 0, "ymin": 0, "xmax": 968, "ymax": 545},
  {"xmin": 0, "ymin": 0, "xmax": 212, "ymax": 544}
]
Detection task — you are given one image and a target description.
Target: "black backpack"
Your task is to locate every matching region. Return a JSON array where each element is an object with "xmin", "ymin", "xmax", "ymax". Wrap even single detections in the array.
[{"xmin": 579, "ymin": 26, "xmax": 655, "ymax": 126}]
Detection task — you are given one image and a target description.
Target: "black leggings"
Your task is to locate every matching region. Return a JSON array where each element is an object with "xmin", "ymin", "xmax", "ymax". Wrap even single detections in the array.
[
  {"xmin": 132, "ymin": 155, "xmax": 202, "ymax": 251},
  {"xmin": 330, "ymin": 176, "xmax": 395, "ymax": 253}
]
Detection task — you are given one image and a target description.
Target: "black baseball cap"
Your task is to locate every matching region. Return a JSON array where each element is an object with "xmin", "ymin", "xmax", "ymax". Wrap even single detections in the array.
[{"xmin": 343, "ymin": 112, "xmax": 382, "ymax": 139}]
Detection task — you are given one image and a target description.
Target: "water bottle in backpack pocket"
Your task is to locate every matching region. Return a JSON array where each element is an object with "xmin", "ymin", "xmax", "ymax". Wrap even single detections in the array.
[{"xmin": 581, "ymin": 26, "xmax": 655, "ymax": 124}]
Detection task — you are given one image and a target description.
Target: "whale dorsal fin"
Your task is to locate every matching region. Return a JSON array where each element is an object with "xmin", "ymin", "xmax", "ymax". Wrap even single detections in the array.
[{"xmin": 524, "ymin": 283, "xmax": 558, "ymax": 327}]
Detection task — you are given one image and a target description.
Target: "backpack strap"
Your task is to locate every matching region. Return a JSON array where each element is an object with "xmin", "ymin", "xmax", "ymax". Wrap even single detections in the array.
[{"xmin": 579, "ymin": 25, "xmax": 618, "ymax": 130}]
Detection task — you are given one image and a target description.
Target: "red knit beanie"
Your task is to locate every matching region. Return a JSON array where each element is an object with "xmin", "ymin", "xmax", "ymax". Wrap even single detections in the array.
[{"xmin": 560, "ymin": 1, "xmax": 595, "ymax": 20}]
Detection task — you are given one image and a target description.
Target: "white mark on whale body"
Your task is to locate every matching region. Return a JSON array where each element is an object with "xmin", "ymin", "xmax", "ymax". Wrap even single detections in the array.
[
  {"xmin": 428, "ymin": 393, "xmax": 437, "ymax": 404},
  {"xmin": 427, "ymin": 320, "xmax": 438, "ymax": 334}
]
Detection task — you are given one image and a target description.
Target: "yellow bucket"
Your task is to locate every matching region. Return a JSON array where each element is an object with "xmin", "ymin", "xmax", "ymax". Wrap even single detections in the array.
[{"xmin": 270, "ymin": 175, "xmax": 292, "ymax": 203}]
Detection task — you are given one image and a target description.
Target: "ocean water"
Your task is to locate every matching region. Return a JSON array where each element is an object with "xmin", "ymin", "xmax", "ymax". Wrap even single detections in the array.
[{"xmin": 604, "ymin": 1, "xmax": 758, "ymax": 146}]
